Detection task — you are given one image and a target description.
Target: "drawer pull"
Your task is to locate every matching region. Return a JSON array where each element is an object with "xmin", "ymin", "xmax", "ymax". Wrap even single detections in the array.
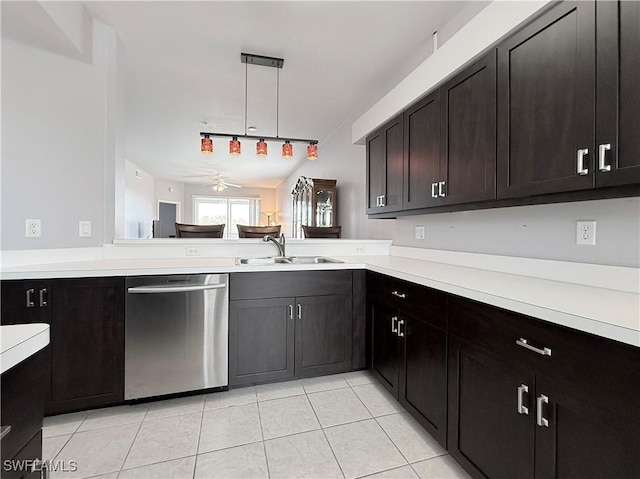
[
  {"xmin": 397, "ymin": 319, "xmax": 405, "ymax": 337},
  {"xmin": 391, "ymin": 316, "xmax": 398, "ymax": 333},
  {"xmin": 39, "ymin": 288, "xmax": 48, "ymax": 307},
  {"xmin": 598, "ymin": 143, "xmax": 611, "ymax": 172},
  {"xmin": 537, "ymin": 394, "xmax": 549, "ymax": 427},
  {"xmin": 0, "ymin": 425, "xmax": 11, "ymax": 440},
  {"xmin": 516, "ymin": 338, "xmax": 551, "ymax": 356},
  {"xmin": 517, "ymin": 384, "xmax": 529, "ymax": 415},
  {"xmin": 26, "ymin": 289, "xmax": 36, "ymax": 308},
  {"xmin": 391, "ymin": 291, "xmax": 406, "ymax": 299}
]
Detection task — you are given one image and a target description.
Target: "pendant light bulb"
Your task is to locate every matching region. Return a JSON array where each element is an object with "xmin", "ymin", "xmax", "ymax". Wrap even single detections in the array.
[
  {"xmin": 229, "ymin": 136, "xmax": 241, "ymax": 155},
  {"xmin": 201, "ymin": 135, "xmax": 213, "ymax": 155},
  {"xmin": 257, "ymin": 139, "xmax": 268, "ymax": 157},
  {"xmin": 282, "ymin": 140, "xmax": 293, "ymax": 159},
  {"xmin": 307, "ymin": 142, "xmax": 318, "ymax": 160}
]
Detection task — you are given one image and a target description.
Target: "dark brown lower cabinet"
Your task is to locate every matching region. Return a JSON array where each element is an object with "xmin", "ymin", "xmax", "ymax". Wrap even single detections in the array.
[
  {"xmin": 0, "ymin": 278, "xmax": 125, "ymax": 415},
  {"xmin": 448, "ymin": 296, "xmax": 640, "ymax": 479},
  {"xmin": 368, "ymin": 273, "xmax": 448, "ymax": 447},
  {"xmin": 228, "ymin": 271, "xmax": 357, "ymax": 386}
]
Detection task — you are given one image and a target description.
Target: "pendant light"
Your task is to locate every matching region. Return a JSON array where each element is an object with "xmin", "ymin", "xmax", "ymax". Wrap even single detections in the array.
[
  {"xmin": 229, "ymin": 136, "xmax": 241, "ymax": 155},
  {"xmin": 307, "ymin": 142, "xmax": 318, "ymax": 160},
  {"xmin": 256, "ymin": 139, "xmax": 268, "ymax": 157},
  {"xmin": 282, "ymin": 140, "xmax": 293, "ymax": 158},
  {"xmin": 201, "ymin": 134, "xmax": 213, "ymax": 155}
]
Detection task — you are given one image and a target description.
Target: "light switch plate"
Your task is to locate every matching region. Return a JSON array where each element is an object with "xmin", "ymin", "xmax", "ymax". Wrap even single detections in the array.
[
  {"xmin": 415, "ymin": 225, "xmax": 426, "ymax": 240},
  {"xmin": 79, "ymin": 221, "xmax": 92, "ymax": 237}
]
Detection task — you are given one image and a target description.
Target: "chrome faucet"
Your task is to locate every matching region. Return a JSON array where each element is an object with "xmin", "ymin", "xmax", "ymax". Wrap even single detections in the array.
[{"xmin": 263, "ymin": 234, "xmax": 286, "ymax": 257}]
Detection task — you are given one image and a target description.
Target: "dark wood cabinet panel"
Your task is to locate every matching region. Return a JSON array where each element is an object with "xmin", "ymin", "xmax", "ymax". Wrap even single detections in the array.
[
  {"xmin": 366, "ymin": 115, "xmax": 404, "ymax": 214},
  {"xmin": 370, "ymin": 300, "xmax": 400, "ymax": 397},
  {"xmin": 1, "ymin": 278, "xmax": 124, "ymax": 415},
  {"xmin": 230, "ymin": 271, "xmax": 352, "ymax": 300},
  {"xmin": 534, "ymin": 376, "xmax": 640, "ymax": 479},
  {"xmin": 352, "ymin": 270, "xmax": 367, "ymax": 370},
  {"xmin": 295, "ymin": 295, "xmax": 352, "ymax": 377},
  {"xmin": 403, "ymin": 91, "xmax": 441, "ymax": 209},
  {"xmin": 497, "ymin": 1, "xmax": 596, "ymax": 198},
  {"xmin": 229, "ymin": 298, "xmax": 295, "ymax": 386},
  {"xmin": 47, "ymin": 278, "xmax": 125, "ymax": 414},
  {"xmin": 399, "ymin": 313, "xmax": 447, "ymax": 446},
  {"xmin": 440, "ymin": 51, "xmax": 496, "ymax": 205},
  {"xmin": 448, "ymin": 336, "xmax": 535, "ymax": 479},
  {"xmin": 596, "ymin": 0, "xmax": 640, "ymax": 187}
]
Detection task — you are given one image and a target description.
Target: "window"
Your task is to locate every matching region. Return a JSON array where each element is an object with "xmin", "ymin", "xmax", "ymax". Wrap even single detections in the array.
[{"xmin": 193, "ymin": 196, "xmax": 261, "ymax": 238}]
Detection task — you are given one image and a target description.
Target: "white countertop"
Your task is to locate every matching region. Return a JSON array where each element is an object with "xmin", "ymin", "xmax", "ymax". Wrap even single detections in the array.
[
  {"xmin": 1, "ymin": 324, "xmax": 50, "ymax": 374},
  {"xmin": 1, "ymin": 248, "xmax": 638, "ymax": 348}
]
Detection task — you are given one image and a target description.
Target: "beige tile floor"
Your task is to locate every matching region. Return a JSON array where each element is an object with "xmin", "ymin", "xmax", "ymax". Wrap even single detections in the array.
[{"xmin": 43, "ymin": 371, "xmax": 472, "ymax": 479}]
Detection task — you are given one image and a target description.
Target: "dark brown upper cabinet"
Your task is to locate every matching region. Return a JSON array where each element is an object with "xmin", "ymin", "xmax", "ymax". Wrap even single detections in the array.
[
  {"xmin": 595, "ymin": 0, "xmax": 640, "ymax": 187},
  {"xmin": 366, "ymin": 115, "xmax": 403, "ymax": 214},
  {"xmin": 497, "ymin": 1, "xmax": 596, "ymax": 198},
  {"xmin": 403, "ymin": 91, "xmax": 441, "ymax": 210},
  {"xmin": 440, "ymin": 51, "xmax": 497, "ymax": 205}
]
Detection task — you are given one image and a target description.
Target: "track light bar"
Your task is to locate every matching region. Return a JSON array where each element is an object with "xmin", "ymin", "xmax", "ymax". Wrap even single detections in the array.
[
  {"xmin": 200, "ymin": 132, "xmax": 317, "ymax": 145},
  {"xmin": 241, "ymin": 53, "xmax": 284, "ymax": 69}
]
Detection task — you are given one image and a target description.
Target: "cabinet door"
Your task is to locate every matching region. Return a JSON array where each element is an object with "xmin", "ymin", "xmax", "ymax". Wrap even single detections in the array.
[
  {"xmin": 295, "ymin": 294, "xmax": 352, "ymax": 377},
  {"xmin": 366, "ymin": 116, "xmax": 403, "ymax": 214},
  {"xmin": 366, "ymin": 129, "xmax": 385, "ymax": 214},
  {"xmin": 596, "ymin": 0, "xmax": 640, "ymax": 187},
  {"xmin": 47, "ymin": 278, "xmax": 124, "ymax": 414},
  {"xmin": 403, "ymin": 91, "xmax": 441, "ymax": 209},
  {"xmin": 398, "ymin": 314, "xmax": 447, "ymax": 447},
  {"xmin": 229, "ymin": 298, "xmax": 295, "ymax": 386},
  {"xmin": 497, "ymin": 2, "xmax": 596, "ymax": 198},
  {"xmin": 370, "ymin": 301, "xmax": 399, "ymax": 397},
  {"xmin": 448, "ymin": 336, "xmax": 534, "ymax": 479},
  {"xmin": 0, "ymin": 281, "xmax": 50, "ymax": 326},
  {"xmin": 534, "ymin": 376, "xmax": 640, "ymax": 479},
  {"xmin": 440, "ymin": 51, "xmax": 496, "ymax": 206}
]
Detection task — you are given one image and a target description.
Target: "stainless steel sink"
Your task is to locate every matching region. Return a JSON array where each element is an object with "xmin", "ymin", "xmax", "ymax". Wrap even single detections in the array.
[{"xmin": 235, "ymin": 256, "xmax": 343, "ymax": 265}]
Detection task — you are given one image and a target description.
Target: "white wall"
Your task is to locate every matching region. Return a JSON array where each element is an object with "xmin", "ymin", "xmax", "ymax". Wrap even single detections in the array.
[
  {"xmin": 183, "ymin": 184, "xmax": 276, "ymax": 226},
  {"xmin": 393, "ymin": 198, "xmax": 640, "ymax": 268},
  {"xmin": 1, "ymin": 19, "xmax": 122, "ymax": 250},
  {"xmin": 123, "ymin": 160, "xmax": 154, "ymax": 238}
]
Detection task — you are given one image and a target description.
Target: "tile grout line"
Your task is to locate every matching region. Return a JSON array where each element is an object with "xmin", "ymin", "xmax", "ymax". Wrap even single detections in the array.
[
  {"xmin": 255, "ymin": 398, "xmax": 272, "ymax": 479},
  {"xmin": 116, "ymin": 406, "xmax": 150, "ymax": 476},
  {"xmin": 303, "ymin": 385, "xmax": 347, "ymax": 479},
  {"xmin": 191, "ymin": 400, "xmax": 206, "ymax": 479}
]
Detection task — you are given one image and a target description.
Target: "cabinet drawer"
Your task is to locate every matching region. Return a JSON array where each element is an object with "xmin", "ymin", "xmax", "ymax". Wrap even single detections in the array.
[
  {"xmin": 230, "ymin": 271, "xmax": 352, "ymax": 300},
  {"xmin": 1, "ymin": 351, "xmax": 44, "ymax": 462},
  {"xmin": 449, "ymin": 295, "xmax": 640, "ymax": 422},
  {"xmin": 367, "ymin": 272, "xmax": 447, "ymax": 331}
]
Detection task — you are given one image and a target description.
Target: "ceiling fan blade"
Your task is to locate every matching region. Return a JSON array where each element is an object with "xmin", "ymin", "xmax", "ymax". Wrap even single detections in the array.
[{"xmin": 225, "ymin": 182, "xmax": 242, "ymax": 188}]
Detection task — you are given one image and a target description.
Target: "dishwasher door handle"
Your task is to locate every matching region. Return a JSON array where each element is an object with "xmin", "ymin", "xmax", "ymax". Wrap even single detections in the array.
[{"xmin": 128, "ymin": 283, "xmax": 227, "ymax": 294}]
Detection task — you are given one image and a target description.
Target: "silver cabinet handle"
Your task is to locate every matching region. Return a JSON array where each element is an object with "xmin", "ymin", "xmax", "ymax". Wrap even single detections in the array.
[
  {"xmin": 438, "ymin": 181, "xmax": 446, "ymax": 197},
  {"xmin": 128, "ymin": 283, "xmax": 226, "ymax": 293},
  {"xmin": 536, "ymin": 394, "xmax": 549, "ymax": 427},
  {"xmin": 431, "ymin": 183, "xmax": 438, "ymax": 198},
  {"xmin": 391, "ymin": 316, "xmax": 398, "ymax": 333},
  {"xmin": 598, "ymin": 143, "xmax": 611, "ymax": 172},
  {"xmin": 297, "ymin": 304, "xmax": 302, "ymax": 320},
  {"xmin": 0, "ymin": 425, "xmax": 11, "ymax": 440},
  {"xmin": 380, "ymin": 195, "xmax": 386, "ymax": 207},
  {"xmin": 376, "ymin": 196, "xmax": 381, "ymax": 207},
  {"xmin": 516, "ymin": 338, "xmax": 551, "ymax": 356},
  {"xmin": 288, "ymin": 304, "xmax": 293, "ymax": 320},
  {"xmin": 391, "ymin": 291, "xmax": 406, "ymax": 299},
  {"xmin": 39, "ymin": 288, "xmax": 48, "ymax": 307},
  {"xmin": 517, "ymin": 384, "xmax": 529, "ymax": 415},
  {"xmin": 26, "ymin": 289, "xmax": 35, "ymax": 308},
  {"xmin": 577, "ymin": 148, "xmax": 589, "ymax": 175},
  {"xmin": 397, "ymin": 319, "xmax": 405, "ymax": 337}
]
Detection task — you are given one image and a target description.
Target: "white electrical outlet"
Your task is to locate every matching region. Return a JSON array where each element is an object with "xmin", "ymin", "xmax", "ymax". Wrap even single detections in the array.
[
  {"xmin": 185, "ymin": 247, "xmax": 200, "ymax": 257},
  {"xmin": 79, "ymin": 220, "xmax": 92, "ymax": 237},
  {"xmin": 576, "ymin": 220, "xmax": 596, "ymax": 245},
  {"xmin": 25, "ymin": 219, "xmax": 41, "ymax": 238},
  {"xmin": 355, "ymin": 246, "xmax": 365, "ymax": 254},
  {"xmin": 415, "ymin": 225, "xmax": 425, "ymax": 240}
]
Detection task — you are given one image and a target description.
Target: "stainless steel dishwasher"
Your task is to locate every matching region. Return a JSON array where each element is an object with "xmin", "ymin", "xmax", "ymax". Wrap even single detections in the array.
[{"xmin": 125, "ymin": 274, "xmax": 228, "ymax": 400}]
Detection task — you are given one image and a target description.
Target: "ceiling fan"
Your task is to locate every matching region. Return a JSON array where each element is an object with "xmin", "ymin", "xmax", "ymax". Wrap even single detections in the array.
[{"xmin": 180, "ymin": 172, "xmax": 242, "ymax": 191}]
